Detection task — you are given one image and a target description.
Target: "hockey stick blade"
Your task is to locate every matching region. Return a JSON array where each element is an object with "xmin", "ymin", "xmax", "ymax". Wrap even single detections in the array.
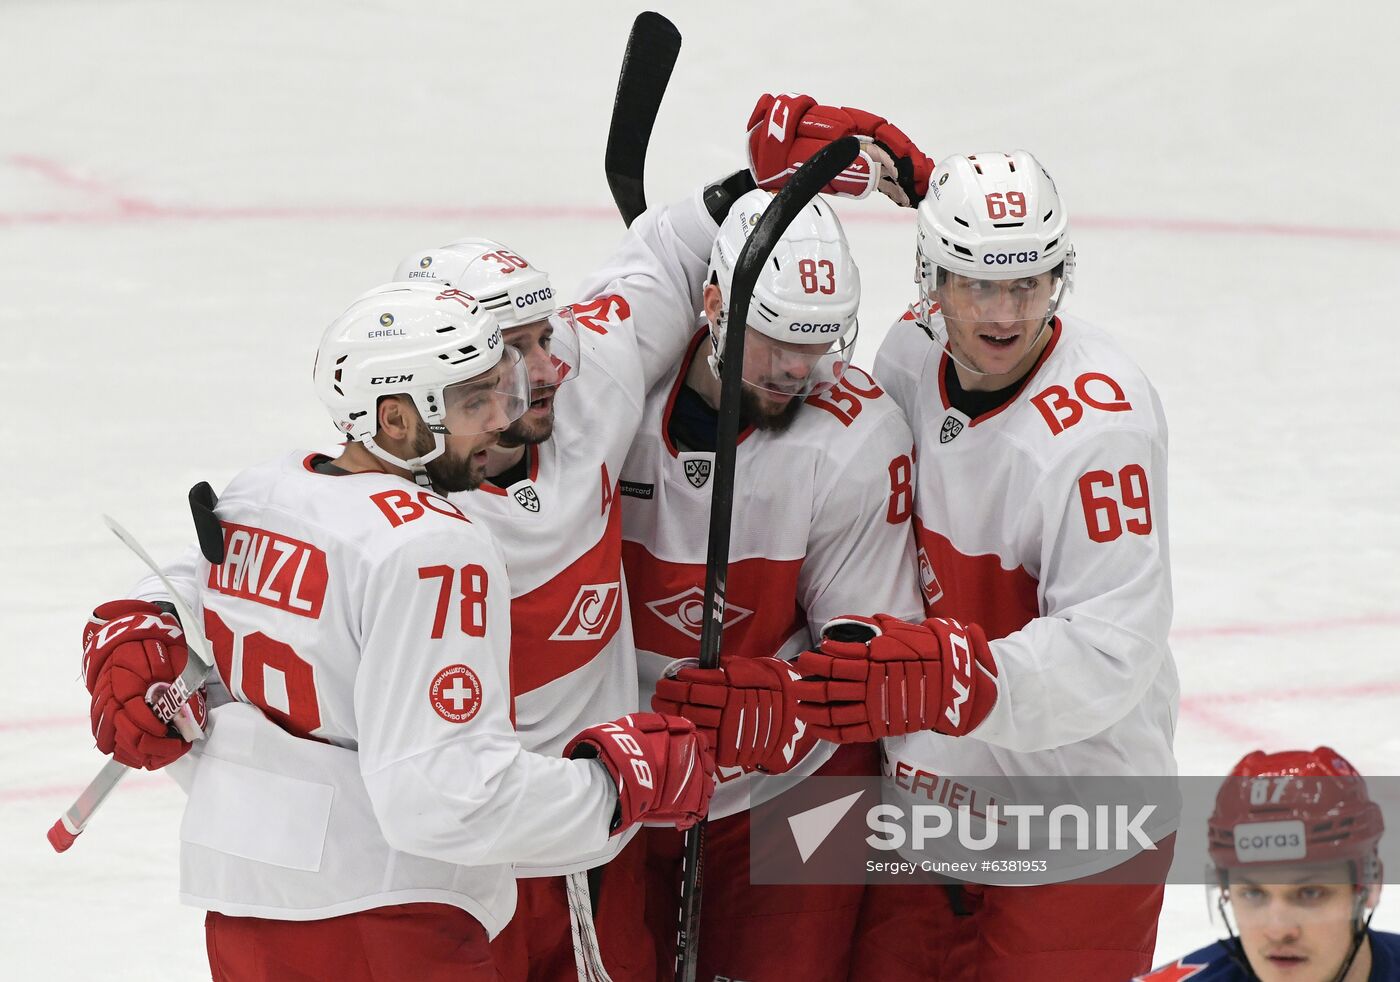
[
  {"xmin": 674, "ymin": 136, "xmax": 863, "ymax": 981},
  {"xmin": 605, "ymin": 11, "xmax": 681, "ymax": 227},
  {"xmin": 102, "ymin": 514, "xmax": 216, "ymax": 672},
  {"xmin": 49, "ymin": 514, "xmax": 220, "ymax": 852},
  {"xmin": 189, "ymin": 482, "xmax": 225, "ymax": 564}
]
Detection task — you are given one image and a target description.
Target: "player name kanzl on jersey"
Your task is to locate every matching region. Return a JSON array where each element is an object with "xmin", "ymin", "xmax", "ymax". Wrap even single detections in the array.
[{"xmin": 206, "ymin": 522, "xmax": 328, "ymax": 618}]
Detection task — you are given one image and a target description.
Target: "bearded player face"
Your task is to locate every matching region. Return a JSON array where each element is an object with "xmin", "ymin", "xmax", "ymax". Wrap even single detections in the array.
[{"xmin": 498, "ymin": 320, "xmax": 561, "ymax": 447}]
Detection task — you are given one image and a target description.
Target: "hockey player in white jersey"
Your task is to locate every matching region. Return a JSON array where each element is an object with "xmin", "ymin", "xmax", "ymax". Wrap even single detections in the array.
[
  {"xmin": 625, "ymin": 187, "xmax": 926, "ymax": 981},
  {"xmin": 79, "ymin": 283, "xmax": 716, "ymax": 981},
  {"xmin": 387, "ymin": 181, "xmax": 756, "ymax": 981},
  {"xmin": 751, "ymin": 93, "xmax": 1178, "ymax": 980}
]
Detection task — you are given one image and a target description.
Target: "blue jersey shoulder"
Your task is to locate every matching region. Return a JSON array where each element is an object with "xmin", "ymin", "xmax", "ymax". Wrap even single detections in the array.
[
  {"xmin": 1138, "ymin": 931, "xmax": 1400, "ymax": 981},
  {"xmin": 1370, "ymin": 929, "xmax": 1400, "ymax": 979},
  {"xmin": 1134, "ymin": 941, "xmax": 1242, "ymax": 980}
]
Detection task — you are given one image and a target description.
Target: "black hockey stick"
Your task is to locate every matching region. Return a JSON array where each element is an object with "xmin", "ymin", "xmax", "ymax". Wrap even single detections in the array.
[
  {"xmin": 604, "ymin": 11, "xmax": 681, "ymax": 227},
  {"xmin": 673, "ymin": 136, "xmax": 863, "ymax": 982}
]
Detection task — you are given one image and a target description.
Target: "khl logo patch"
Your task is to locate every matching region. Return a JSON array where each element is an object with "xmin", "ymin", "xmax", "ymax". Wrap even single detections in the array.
[
  {"xmin": 684, "ymin": 458, "xmax": 711, "ymax": 489},
  {"xmin": 513, "ymin": 485, "xmax": 541, "ymax": 512},
  {"xmin": 940, "ymin": 415, "xmax": 965, "ymax": 444}
]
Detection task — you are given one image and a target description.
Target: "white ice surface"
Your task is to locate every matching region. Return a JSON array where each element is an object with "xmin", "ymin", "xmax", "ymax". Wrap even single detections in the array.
[{"xmin": 3, "ymin": 1, "xmax": 1399, "ymax": 978}]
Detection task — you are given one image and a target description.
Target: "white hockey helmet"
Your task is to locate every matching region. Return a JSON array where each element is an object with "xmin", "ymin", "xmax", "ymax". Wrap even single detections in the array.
[
  {"xmin": 707, "ymin": 187, "xmax": 860, "ymax": 397},
  {"xmin": 393, "ymin": 238, "xmax": 580, "ymax": 387},
  {"xmin": 916, "ymin": 150, "xmax": 1073, "ymax": 284},
  {"xmin": 313, "ymin": 282, "xmax": 529, "ymax": 481},
  {"xmin": 914, "ymin": 151, "xmax": 1075, "ymax": 374}
]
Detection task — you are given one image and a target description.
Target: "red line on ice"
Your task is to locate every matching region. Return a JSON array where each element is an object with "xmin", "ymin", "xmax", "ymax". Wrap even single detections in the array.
[
  {"xmin": 1176, "ymin": 703, "xmax": 1269, "ymax": 744},
  {"xmin": 1172, "ymin": 612, "xmax": 1400, "ymax": 639},
  {"xmin": 1, "ymin": 171, "xmax": 1397, "ymax": 245},
  {"xmin": 8, "ymin": 154, "xmax": 163, "ymax": 214},
  {"xmin": 0, "ymin": 714, "xmax": 86, "ymax": 733},
  {"xmin": 0, "ymin": 774, "xmax": 169, "ymax": 805}
]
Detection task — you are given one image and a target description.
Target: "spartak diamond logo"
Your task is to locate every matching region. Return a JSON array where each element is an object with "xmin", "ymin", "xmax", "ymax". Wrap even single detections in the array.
[
  {"xmin": 646, "ymin": 586, "xmax": 752, "ymax": 641},
  {"xmin": 549, "ymin": 583, "xmax": 622, "ymax": 642}
]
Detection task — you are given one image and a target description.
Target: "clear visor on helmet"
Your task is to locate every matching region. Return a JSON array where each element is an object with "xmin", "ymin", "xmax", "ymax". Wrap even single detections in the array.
[
  {"xmin": 934, "ymin": 270, "xmax": 1061, "ymax": 334},
  {"xmin": 439, "ymin": 345, "xmax": 531, "ymax": 436},
  {"xmin": 1206, "ymin": 863, "xmax": 1371, "ymax": 942},
  {"xmin": 741, "ymin": 320, "xmax": 859, "ymax": 399},
  {"xmin": 505, "ymin": 307, "xmax": 582, "ymax": 398}
]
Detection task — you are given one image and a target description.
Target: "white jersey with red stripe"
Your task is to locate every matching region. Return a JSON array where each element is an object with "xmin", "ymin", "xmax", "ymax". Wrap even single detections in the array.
[
  {"xmin": 439, "ymin": 192, "xmax": 718, "ymax": 876},
  {"xmin": 873, "ymin": 311, "xmax": 1178, "ymax": 793},
  {"xmin": 621, "ymin": 332, "xmax": 925, "ymax": 820},
  {"xmin": 446, "ymin": 189, "xmax": 718, "ymax": 761},
  {"xmin": 168, "ymin": 452, "xmax": 616, "ymax": 933}
]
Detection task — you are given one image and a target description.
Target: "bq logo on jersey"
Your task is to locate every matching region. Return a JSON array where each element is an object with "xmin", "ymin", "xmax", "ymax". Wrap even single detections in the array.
[
  {"xmin": 549, "ymin": 583, "xmax": 622, "ymax": 642},
  {"xmin": 684, "ymin": 458, "xmax": 711, "ymax": 489},
  {"xmin": 513, "ymin": 485, "xmax": 542, "ymax": 513},
  {"xmin": 646, "ymin": 586, "xmax": 753, "ymax": 641}
]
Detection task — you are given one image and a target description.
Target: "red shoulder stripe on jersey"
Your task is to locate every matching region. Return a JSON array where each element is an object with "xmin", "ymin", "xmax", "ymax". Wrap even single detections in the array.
[
  {"xmin": 660, "ymin": 329, "xmax": 755, "ymax": 458},
  {"xmin": 935, "ymin": 317, "xmax": 1064, "ymax": 426},
  {"xmin": 1134, "ymin": 957, "xmax": 1208, "ymax": 981}
]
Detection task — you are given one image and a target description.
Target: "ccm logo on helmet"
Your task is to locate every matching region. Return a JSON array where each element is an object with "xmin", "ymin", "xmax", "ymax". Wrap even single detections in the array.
[
  {"xmin": 370, "ymin": 374, "xmax": 414, "ymax": 384},
  {"xmin": 514, "ymin": 287, "xmax": 554, "ymax": 309},
  {"xmin": 788, "ymin": 322, "xmax": 842, "ymax": 334},
  {"xmin": 982, "ymin": 251, "xmax": 1039, "ymax": 265}
]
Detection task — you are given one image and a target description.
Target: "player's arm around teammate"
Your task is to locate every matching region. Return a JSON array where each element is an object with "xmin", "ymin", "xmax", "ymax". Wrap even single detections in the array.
[{"xmin": 79, "ymin": 285, "xmax": 716, "ymax": 981}]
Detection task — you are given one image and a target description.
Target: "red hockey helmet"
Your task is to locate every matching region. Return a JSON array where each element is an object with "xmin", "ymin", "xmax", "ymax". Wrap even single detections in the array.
[{"xmin": 1208, "ymin": 747, "xmax": 1383, "ymax": 879}]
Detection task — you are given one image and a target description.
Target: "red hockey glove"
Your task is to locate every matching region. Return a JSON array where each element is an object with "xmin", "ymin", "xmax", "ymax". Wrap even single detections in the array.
[
  {"xmin": 747, "ymin": 93, "xmax": 934, "ymax": 206},
  {"xmin": 652, "ymin": 656, "xmax": 808, "ymax": 774},
  {"xmin": 83, "ymin": 600, "xmax": 206, "ymax": 771},
  {"xmin": 566, "ymin": 712, "xmax": 716, "ymax": 835},
  {"xmin": 794, "ymin": 614, "xmax": 998, "ymax": 743}
]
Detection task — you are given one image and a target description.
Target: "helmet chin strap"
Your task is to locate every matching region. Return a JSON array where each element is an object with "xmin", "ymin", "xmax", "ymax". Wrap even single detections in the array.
[
  {"xmin": 706, "ymin": 310, "xmax": 726, "ymax": 380},
  {"xmin": 916, "ymin": 304, "xmax": 1055, "ymax": 384},
  {"xmin": 362, "ymin": 433, "xmax": 445, "ymax": 489}
]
